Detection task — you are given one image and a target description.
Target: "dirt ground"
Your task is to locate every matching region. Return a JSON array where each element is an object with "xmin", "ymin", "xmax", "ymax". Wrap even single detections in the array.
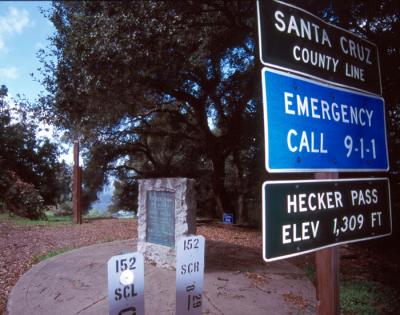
[
  {"xmin": 0, "ymin": 218, "xmax": 137, "ymax": 314},
  {"xmin": 0, "ymin": 218, "xmax": 399, "ymax": 314}
]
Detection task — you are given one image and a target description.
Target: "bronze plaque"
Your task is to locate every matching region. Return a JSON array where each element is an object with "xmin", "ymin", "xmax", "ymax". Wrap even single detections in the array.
[{"xmin": 146, "ymin": 191, "xmax": 175, "ymax": 247}]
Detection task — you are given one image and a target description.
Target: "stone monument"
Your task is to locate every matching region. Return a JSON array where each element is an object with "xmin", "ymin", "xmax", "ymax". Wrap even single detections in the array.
[{"xmin": 137, "ymin": 178, "xmax": 196, "ymax": 268}]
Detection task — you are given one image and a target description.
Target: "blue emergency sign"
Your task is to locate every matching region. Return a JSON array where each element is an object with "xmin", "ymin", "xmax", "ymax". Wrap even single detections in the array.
[{"xmin": 262, "ymin": 67, "xmax": 389, "ymax": 172}]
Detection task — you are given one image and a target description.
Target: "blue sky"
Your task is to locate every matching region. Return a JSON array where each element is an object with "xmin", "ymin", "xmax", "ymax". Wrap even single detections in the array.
[
  {"xmin": 0, "ymin": 2, "xmax": 110, "ymax": 198},
  {"xmin": 0, "ymin": 1, "xmax": 54, "ymax": 101},
  {"xmin": 0, "ymin": 2, "xmax": 75, "ymax": 163}
]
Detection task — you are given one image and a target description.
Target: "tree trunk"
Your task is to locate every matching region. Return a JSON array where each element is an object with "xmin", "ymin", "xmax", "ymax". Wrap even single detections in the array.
[
  {"xmin": 233, "ymin": 151, "xmax": 248, "ymax": 225},
  {"xmin": 214, "ymin": 195, "xmax": 225, "ymax": 219},
  {"xmin": 236, "ymin": 193, "xmax": 247, "ymax": 225},
  {"xmin": 210, "ymin": 154, "xmax": 230, "ymax": 219}
]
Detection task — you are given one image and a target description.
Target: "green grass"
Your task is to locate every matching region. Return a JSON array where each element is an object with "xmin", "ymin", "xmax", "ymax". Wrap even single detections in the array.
[
  {"xmin": 85, "ymin": 208, "xmax": 112, "ymax": 219},
  {"xmin": 301, "ymin": 264, "xmax": 399, "ymax": 314},
  {"xmin": 32, "ymin": 247, "xmax": 73, "ymax": 264},
  {"xmin": 0, "ymin": 211, "xmax": 72, "ymax": 226},
  {"xmin": 340, "ymin": 280, "xmax": 399, "ymax": 315}
]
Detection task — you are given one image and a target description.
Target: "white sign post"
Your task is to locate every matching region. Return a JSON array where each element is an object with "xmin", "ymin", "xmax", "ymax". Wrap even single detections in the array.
[
  {"xmin": 107, "ymin": 252, "xmax": 144, "ymax": 315},
  {"xmin": 176, "ymin": 235, "xmax": 205, "ymax": 315}
]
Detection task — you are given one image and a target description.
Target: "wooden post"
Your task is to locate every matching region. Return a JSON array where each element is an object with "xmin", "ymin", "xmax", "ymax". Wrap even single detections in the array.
[
  {"xmin": 72, "ymin": 141, "xmax": 82, "ymax": 224},
  {"xmin": 78, "ymin": 166, "xmax": 83, "ymax": 224},
  {"xmin": 315, "ymin": 172, "xmax": 339, "ymax": 315}
]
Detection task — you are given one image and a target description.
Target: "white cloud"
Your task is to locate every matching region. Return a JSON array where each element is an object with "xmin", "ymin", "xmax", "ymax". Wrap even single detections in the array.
[
  {"xmin": 0, "ymin": 66, "xmax": 18, "ymax": 79},
  {"xmin": 0, "ymin": 7, "xmax": 29, "ymax": 34},
  {"xmin": 5, "ymin": 93, "xmax": 55, "ymax": 141},
  {"xmin": 0, "ymin": 7, "xmax": 30, "ymax": 52},
  {"xmin": 35, "ymin": 41, "xmax": 44, "ymax": 50}
]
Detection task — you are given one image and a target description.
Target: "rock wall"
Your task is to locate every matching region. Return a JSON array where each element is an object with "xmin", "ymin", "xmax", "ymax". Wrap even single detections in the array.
[{"xmin": 137, "ymin": 178, "xmax": 196, "ymax": 269}]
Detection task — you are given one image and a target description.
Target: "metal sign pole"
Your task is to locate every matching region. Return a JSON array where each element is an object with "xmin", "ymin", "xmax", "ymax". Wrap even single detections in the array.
[{"xmin": 315, "ymin": 172, "xmax": 339, "ymax": 315}]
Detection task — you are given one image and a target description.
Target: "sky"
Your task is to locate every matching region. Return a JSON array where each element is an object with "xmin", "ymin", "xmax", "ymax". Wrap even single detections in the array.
[
  {"xmin": 0, "ymin": 2, "xmax": 76, "ymax": 162},
  {"xmin": 0, "ymin": 1, "xmax": 53, "ymax": 102},
  {"xmin": 0, "ymin": 2, "xmax": 114, "ymax": 206}
]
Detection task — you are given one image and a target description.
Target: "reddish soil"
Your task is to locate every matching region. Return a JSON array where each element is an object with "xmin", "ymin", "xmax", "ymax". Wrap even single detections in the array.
[
  {"xmin": 0, "ymin": 218, "xmax": 399, "ymax": 314},
  {"xmin": 0, "ymin": 218, "xmax": 136, "ymax": 314}
]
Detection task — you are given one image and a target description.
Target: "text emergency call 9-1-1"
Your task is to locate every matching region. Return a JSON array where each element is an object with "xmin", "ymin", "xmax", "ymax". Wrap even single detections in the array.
[{"xmin": 262, "ymin": 68, "xmax": 388, "ymax": 171}]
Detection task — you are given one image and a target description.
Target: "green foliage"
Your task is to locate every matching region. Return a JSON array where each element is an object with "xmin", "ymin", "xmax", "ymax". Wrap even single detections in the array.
[
  {"xmin": 56, "ymin": 200, "xmax": 73, "ymax": 215},
  {"xmin": 0, "ymin": 86, "xmax": 71, "ymax": 219},
  {"xmin": 37, "ymin": 1, "xmax": 400, "ymax": 224},
  {"xmin": 0, "ymin": 210, "xmax": 71, "ymax": 226},
  {"xmin": 38, "ymin": 0, "xmax": 259, "ymax": 219},
  {"xmin": 108, "ymin": 175, "xmax": 138, "ymax": 213},
  {"xmin": 1, "ymin": 172, "xmax": 46, "ymax": 220},
  {"xmin": 45, "ymin": 210, "xmax": 72, "ymax": 223},
  {"xmin": 290, "ymin": 0, "xmax": 400, "ymax": 235},
  {"xmin": 299, "ymin": 265, "xmax": 399, "ymax": 314},
  {"xmin": 340, "ymin": 280, "xmax": 400, "ymax": 315}
]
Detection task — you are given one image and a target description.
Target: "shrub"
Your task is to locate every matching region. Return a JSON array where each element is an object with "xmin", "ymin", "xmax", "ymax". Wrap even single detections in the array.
[
  {"xmin": 0, "ymin": 171, "xmax": 46, "ymax": 220},
  {"xmin": 55, "ymin": 200, "xmax": 73, "ymax": 216}
]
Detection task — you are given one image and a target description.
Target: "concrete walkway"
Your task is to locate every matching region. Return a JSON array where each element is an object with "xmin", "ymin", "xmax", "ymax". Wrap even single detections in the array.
[{"xmin": 7, "ymin": 239, "xmax": 316, "ymax": 314}]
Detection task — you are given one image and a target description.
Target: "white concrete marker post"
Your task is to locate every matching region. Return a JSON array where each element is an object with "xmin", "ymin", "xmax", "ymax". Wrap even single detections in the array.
[
  {"xmin": 108, "ymin": 252, "xmax": 144, "ymax": 315},
  {"xmin": 176, "ymin": 235, "xmax": 205, "ymax": 315}
]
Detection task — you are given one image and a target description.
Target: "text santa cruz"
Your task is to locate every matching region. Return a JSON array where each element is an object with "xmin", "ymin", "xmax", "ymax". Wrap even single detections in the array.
[
  {"xmin": 257, "ymin": 0, "xmax": 381, "ymax": 95},
  {"xmin": 274, "ymin": 11, "xmax": 372, "ymax": 82}
]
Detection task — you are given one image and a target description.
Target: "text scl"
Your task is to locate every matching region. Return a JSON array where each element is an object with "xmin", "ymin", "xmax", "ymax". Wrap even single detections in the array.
[{"xmin": 108, "ymin": 253, "xmax": 144, "ymax": 315}]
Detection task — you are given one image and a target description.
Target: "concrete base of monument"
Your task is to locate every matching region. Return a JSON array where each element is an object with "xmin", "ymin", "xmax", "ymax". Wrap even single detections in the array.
[
  {"xmin": 7, "ymin": 239, "xmax": 317, "ymax": 315},
  {"xmin": 138, "ymin": 241, "xmax": 177, "ymax": 270}
]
